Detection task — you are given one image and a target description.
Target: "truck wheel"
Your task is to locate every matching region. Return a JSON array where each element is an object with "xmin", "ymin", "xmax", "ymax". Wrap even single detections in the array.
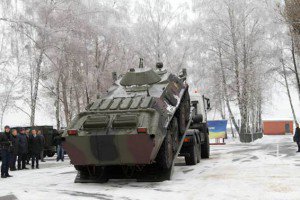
[
  {"xmin": 185, "ymin": 145, "xmax": 197, "ymax": 165},
  {"xmin": 47, "ymin": 152, "xmax": 55, "ymax": 157},
  {"xmin": 201, "ymin": 132, "xmax": 210, "ymax": 159},
  {"xmin": 156, "ymin": 132, "xmax": 174, "ymax": 170},
  {"xmin": 197, "ymin": 142, "xmax": 201, "ymax": 163}
]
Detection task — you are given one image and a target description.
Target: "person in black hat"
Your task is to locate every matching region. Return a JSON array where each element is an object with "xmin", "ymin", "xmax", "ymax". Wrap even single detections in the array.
[
  {"xmin": 0, "ymin": 125, "xmax": 13, "ymax": 178},
  {"xmin": 18, "ymin": 128, "xmax": 29, "ymax": 170}
]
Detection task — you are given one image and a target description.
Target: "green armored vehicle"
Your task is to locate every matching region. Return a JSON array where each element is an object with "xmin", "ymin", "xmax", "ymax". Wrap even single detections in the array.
[{"xmin": 62, "ymin": 61, "xmax": 209, "ymax": 182}]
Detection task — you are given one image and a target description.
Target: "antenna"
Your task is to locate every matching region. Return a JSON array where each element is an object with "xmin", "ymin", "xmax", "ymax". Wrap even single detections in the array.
[
  {"xmin": 112, "ymin": 72, "xmax": 117, "ymax": 82},
  {"xmin": 139, "ymin": 58, "xmax": 144, "ymax": 68},
  {"xmin": 147, "ymin": 86, "xmax": 150, "ymax": 97}
]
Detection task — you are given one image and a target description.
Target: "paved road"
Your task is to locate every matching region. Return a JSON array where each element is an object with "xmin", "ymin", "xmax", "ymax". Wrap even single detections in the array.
[{"xmin": 0, "ymin": 135, "xmax": 300, "ymax": 200}]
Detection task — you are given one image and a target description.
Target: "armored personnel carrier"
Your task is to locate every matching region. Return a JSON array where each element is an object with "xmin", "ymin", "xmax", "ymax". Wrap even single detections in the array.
[{"xmin": 62, "ymin": 61, "xmax": 208, "ymax": 183}]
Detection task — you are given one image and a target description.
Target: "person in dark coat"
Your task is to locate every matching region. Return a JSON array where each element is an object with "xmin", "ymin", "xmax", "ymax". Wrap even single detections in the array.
[
  {"xmin": 9, "ymin": 129, "xmax": 19, "ymax": 171},
  {"xmin": 294, "ymin": 123, "xmax": 300, "ymax": 152},
  {"xmin": 29, "ymin": 129, "xmax": 43, "ymax": 169},
  {"xmin": 25, "ymin": 128, "xmax": 31, "ymax": 164},
  {"xmin": 54, "ymin": 130, "xmax": 64, "ymax": 162},
  {"xmin": 38, "ymin": 130, "xmax": 46, "ymax": 162},
  {"xmin": 18, "ymin": 128, "xmax": 29, "ymax": 170},
  {"xmin": 0, "ymin": 125, "xmax": 13, "ymax": 178}
]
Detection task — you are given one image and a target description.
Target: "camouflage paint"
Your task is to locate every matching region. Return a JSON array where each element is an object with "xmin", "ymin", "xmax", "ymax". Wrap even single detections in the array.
[{"xmin": 62, "ymin": 68, "xmax": 189, "ymax": 167}]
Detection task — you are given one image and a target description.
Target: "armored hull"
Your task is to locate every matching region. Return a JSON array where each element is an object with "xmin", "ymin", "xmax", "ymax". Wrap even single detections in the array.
[{"xmin": 63, "ymin": 66, "xmax": 191, "ymax": 182}]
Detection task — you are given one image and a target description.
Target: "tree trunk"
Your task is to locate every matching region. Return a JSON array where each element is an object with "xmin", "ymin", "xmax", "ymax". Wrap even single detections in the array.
[
  {"xmin": 95, "ymin": 38, "xmax": 101, "ymax": 94},
  {"xmin": 240, "ymin": 10, "xmax": 250, "ymax": 135},
  {"xmin": 218, "ymin": 45, "xmax": 240, "ymax": 134},
  {"xmin": 30, "ymin": 49, "xmax": 44, "ymax": 126},
  {"xmin": 61, "ymin": 77, "xmax": 70, "ymax": 126},
  {"xmin": 228, "ymin": 5, "xmax": 241, "ymax": 106},
  {"xmin": 55, "ymin": 78, "xmax": 61, "ymax": 130},
  {"xmin": 257, "ymin": 100, "xmax": 262, "ymax": 132},
  {"xmin": 281, "ymin": 58, "xmax": 298, "ymax": 124},
  {"xmin": 291, "ymin": 34, "xmax": 300, "ymax": 101},
  {"xmin": 85, "ymin": 85, "xmax": 90, "ymax": 106},
  {"xmin": 228, "ymin": 5, "xmax": 245, "ymax": 135},
  {"xmin": 69, "ymin": 86, "xmax": 73, "ymax": 123},
  {"xmin": 75, "ymin": 86, "xmax": 81, "ymax": 114}
]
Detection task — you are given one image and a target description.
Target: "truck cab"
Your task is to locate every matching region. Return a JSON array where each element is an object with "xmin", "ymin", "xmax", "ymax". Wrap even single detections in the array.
[
  {"xmin": 179, "ymin": 89, "xmax": 211, "ymax": 165},
  {"xmin": 190, "ymin": 90, "xmax": 211, "ymax": 123}
]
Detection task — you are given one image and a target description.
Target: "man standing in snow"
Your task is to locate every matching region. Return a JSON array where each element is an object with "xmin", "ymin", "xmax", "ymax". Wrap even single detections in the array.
[
  {"xmin": 29, "ymin": 129, "xmax": 43, "ymax": 169},
  {"xmin": 0, "ymin": 125, "xmax": 13, "ymax": 178},
  {"xmin": 37, "ymin": 130, "xmax": 46, "ymax": 162},
  {"xmin": 25, "ymin": 128, "xmax": 31, "ymax": 164},
  {"xmin": 54, "ymin": 130, "xmax": 64, "ymax": 162},
  {"xmin": 294, "ymin": 123, "xmax": 300, "ymax": 152},
  {"xmin": 18, "ymin": 128, "xmax": 29, "ymax": 170},
  {"xmin": 9, "ymin": 129, "xmax": 19, "ymax": 171}
]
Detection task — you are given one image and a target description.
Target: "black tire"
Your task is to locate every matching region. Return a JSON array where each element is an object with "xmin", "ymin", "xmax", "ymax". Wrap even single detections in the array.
[
  {"xmin": 185, "ymin": 145, "xmax": 197, "ymax": 165},
  {"xmin": 201, "ymin": 131, "xmax": 210, "ymax": 159},
  {"xmin": 193, "ymin": 114, "xmax": 203, "ymax": 124},
  {"xmin": 197, "ymin": 142, "xmax": 201, "ymax": 163},
  {"xmin": 156, "ymin": 131, "xmax": 174, "ymax": 170},
  {"xmin": 46, "ymin": 152, "xmax": 55, "ymax": 157},
  {"xmin": 176, "ymin": 91, "xmax": 191, "ymax": 135},
  {"xmin": 171, "ymin": 118, "xmax": 179, "ymax": 154}
]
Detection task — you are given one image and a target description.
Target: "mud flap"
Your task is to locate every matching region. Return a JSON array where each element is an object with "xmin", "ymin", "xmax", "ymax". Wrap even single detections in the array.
[
  {"xmin": 74, "ymin": 172, "xmax": 108, "ymax": 183},
  {"xmin": 74, "ymin": 166, "xmax": 108, "ymax": 183},
  {"xmin": 137, "ymin": 166, "xmax": 173, "ymax": 182}
]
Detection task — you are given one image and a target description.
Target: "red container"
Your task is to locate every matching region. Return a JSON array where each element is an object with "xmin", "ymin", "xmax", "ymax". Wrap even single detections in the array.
[{"xmin": 263, "ymin": 120, "xmax": 294, "ymax": 135}]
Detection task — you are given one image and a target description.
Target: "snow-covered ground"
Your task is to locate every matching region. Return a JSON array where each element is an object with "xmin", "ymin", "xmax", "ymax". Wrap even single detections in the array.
[{"xmin": 1, "ymin": 135, "xmax": 300, "ymax": 200}]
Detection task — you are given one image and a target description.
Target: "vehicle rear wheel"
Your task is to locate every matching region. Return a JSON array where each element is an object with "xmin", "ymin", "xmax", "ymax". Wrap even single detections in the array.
[
  {"xmin": 185, "ymin": 145, "xmax": 197, "ymax": 165},
  {"xmin": 201, "ymin": 131, "xmax": 210, "ymax": 159}
]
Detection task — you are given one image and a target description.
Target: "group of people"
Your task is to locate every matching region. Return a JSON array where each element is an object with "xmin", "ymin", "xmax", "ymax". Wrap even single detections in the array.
[{"xmin": 0, "ymin": 126, "xmax": 48, "ymax": 178}]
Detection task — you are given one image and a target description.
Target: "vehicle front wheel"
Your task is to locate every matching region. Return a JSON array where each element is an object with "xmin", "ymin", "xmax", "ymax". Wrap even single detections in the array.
[
  {"xmin": 156, "ymin": 133, "xmax": 173, "ymax": 169},
  {"xmin": 201, "ymin": 132, "xmax": 210, "ymax": 159}
]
